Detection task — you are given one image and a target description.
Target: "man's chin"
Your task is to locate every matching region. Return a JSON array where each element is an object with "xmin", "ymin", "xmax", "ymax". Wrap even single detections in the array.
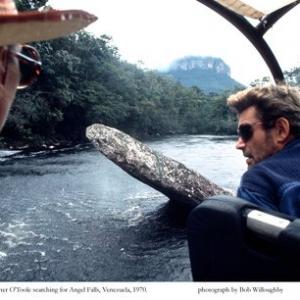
[{"xmin": 246, "ymin": 158, "xmax": 255, "ymax": 168}]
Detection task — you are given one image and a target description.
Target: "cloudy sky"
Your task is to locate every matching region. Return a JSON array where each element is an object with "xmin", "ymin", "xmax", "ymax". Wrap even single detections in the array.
[{"xmin": 49, "ymin": 0, "xmax": 300, "ymax": 85}]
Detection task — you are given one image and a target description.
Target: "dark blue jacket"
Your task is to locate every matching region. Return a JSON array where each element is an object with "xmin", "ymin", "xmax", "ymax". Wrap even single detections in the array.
[{"xmin": 237, "ymin": 138, "xmax": 300, "ymax": 217}]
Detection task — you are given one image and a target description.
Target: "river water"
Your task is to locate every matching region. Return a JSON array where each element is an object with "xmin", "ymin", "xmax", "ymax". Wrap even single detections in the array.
[{"xmin": 0, "ymin": 135, "xmax": 246, "ymax": 281}]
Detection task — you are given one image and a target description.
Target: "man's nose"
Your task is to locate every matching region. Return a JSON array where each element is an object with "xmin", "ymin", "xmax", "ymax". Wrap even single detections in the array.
[{"xmin": 236, "ymin": 137, "xmax": 246, "ymax": 150}]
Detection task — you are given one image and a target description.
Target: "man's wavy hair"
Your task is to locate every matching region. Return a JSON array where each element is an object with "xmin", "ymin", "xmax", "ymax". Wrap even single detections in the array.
[{"xmin": 227, "ymin": 84, "xmax": 300, "ymax": 137}]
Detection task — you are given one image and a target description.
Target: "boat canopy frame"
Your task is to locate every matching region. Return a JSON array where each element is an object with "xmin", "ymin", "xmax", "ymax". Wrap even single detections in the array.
[{"xmin": 196, "ymin": 0, "xmax": 300, "ymax": 83}]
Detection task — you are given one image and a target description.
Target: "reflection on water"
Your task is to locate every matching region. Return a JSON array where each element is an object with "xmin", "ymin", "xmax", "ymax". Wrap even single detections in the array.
[{"xmin": 0, "ymin": 136, "xmax": 245, "ymax": 281}]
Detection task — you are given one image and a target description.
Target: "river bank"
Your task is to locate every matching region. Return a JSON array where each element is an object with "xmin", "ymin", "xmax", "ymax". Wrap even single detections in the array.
[{"xmin": 0, "ymin": 137, "xmax": 86, "ymax": 152}]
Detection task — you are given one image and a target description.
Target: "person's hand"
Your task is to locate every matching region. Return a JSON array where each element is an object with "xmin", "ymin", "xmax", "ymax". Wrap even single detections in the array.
[{"xmin": 0, "ymin": 46, "xmax": 20, "ymax": 130}]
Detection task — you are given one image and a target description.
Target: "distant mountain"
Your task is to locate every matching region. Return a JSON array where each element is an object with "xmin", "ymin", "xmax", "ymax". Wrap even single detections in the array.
[{"xmin": 162, "ymin": 56, "xmax": 244, "ymax": 93}]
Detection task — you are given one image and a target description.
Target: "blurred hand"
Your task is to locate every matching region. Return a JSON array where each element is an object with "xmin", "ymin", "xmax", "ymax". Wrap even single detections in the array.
[{"xmin": 0, "ymin": 46, "xmax": 20, "ymax": 131}]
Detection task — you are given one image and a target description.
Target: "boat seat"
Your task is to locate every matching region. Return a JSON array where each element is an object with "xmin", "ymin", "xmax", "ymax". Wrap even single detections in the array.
[{"xmin": 187, "ymin": 195, "xmax": 300, "ymax": 281}]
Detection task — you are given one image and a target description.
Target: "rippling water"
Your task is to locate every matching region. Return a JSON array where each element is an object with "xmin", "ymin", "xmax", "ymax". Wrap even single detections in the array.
[{"xmin": 0, "ymin": 135, "xmax": 246, "ymax": 281}]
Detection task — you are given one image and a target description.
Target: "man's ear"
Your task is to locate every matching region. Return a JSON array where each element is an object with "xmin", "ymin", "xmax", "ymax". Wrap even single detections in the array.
[{"xmin": 274, "ymin": 117, "xmax": 291, "ymax": 144}]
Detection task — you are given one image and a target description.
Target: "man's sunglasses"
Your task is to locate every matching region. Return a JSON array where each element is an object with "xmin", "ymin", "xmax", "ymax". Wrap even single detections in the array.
[
  {"xmin": 9, "ymin": 45, "xmax": 42, "ymax": 89},
  {"xmin": 237, "ymin": 122, "xmax": 263, "ymax": 142}
]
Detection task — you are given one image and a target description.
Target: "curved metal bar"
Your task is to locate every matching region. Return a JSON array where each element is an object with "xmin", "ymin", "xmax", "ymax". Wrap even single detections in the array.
[
  {"xmin": 195, "ymin": 0, "xmax": 300, "ymax": 82},
  {"xmin": 257, "ymin": 0, "xmax": 300, "ymax": 36}
]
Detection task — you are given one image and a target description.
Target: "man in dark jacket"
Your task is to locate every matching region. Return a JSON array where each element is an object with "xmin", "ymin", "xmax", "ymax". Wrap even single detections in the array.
[
  {"xmin": 227, "ymin": 84, "xmax": 300, "ymax": 217},
  {"xmin": 187, "ymin": 84, "xmax": 300, "ymax": 281}
]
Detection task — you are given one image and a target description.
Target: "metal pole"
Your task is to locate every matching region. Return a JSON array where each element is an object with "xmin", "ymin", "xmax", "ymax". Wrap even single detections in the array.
[{"xmin": 195, "ymin": 0, "xmax": 300, "ymax": 83}]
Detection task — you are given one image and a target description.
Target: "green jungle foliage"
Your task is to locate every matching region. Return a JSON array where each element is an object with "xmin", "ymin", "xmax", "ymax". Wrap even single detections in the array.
[
  {"xmin": 2, "ymin": 31, "xmax": 238, "ymax": 148},
  {"xmin": 16, "ymin": 0, "xmax": 47, "ymax": 11},
  {"xmin": 285, "ymin": 67, "xmax": 300, "ymax": 86}
]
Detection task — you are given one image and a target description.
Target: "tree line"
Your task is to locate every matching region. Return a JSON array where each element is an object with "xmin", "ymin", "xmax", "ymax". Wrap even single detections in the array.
[{"xmin": 1, "ymin": 0, "xmax": 298, "ymax": 149}]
